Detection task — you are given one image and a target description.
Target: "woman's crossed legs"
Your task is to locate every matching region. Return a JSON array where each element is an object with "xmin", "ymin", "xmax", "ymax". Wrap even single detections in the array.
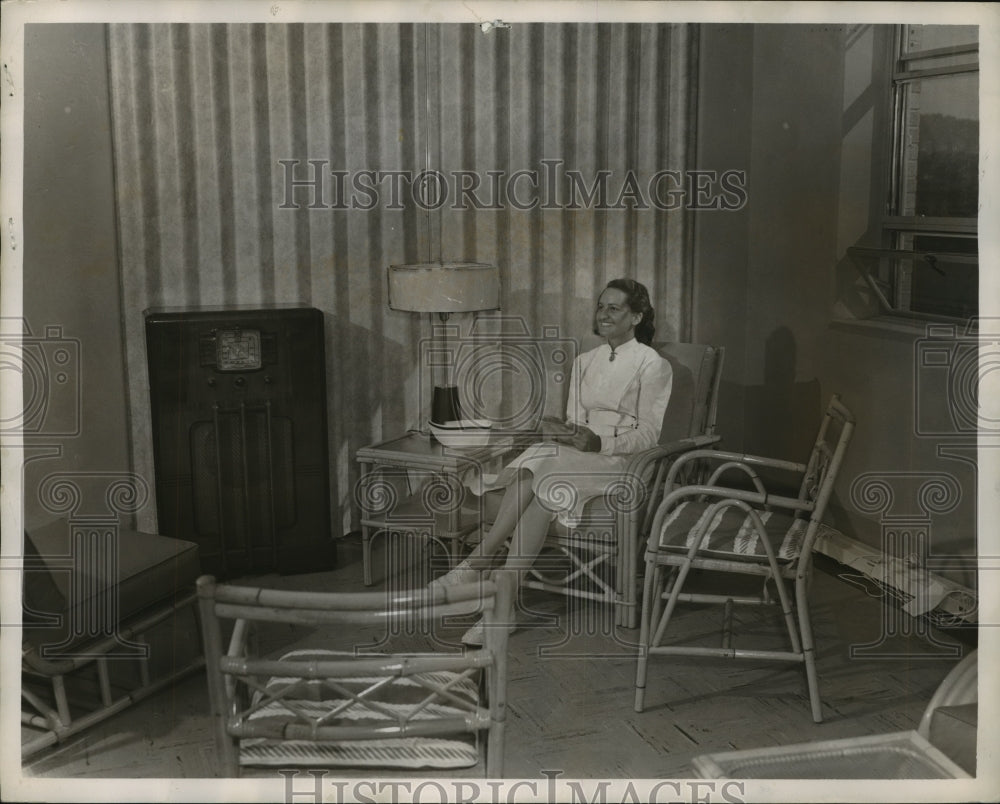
[{"xmin": 431, "ymin": 469, "xmax": 556, "ymax": 643}]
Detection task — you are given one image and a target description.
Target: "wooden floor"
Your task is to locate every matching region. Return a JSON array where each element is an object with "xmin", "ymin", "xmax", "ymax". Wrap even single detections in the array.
[{"xmin": 22, "ymin": 533, "xmax": 975, "ymax": 781}]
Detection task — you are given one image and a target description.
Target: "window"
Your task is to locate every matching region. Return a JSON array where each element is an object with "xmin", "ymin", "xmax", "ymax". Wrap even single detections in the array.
[{"xmin": 852, "ymin": 25, "xmax": 979, "ymax": 321}]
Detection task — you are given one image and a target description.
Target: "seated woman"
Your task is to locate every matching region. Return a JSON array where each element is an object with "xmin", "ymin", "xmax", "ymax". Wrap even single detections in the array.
[{"xmin": 432, "ymin": 278, "xmax": 672, "ymax": 644}]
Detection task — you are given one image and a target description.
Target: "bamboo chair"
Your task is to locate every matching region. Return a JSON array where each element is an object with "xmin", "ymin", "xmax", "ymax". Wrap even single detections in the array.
[
  {"xmin": 691, "ymin": 649, "xmax": 977, "ymax": 778},
  {"xmin": 634, "ymin": 395, "xmax": 855, "ymax": 722},
  {"xmin": 507, "ymin": 343, "xmax": 725, "ymax": 629},
  {"xmin": 197, "ymin": 571, "xmax": 516, "ymax": 777}
]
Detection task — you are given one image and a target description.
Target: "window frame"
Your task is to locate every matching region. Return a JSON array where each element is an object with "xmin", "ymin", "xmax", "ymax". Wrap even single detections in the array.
[{"xmin": 849, "ymin": 24, "xmax": 979, "ymax": 324}]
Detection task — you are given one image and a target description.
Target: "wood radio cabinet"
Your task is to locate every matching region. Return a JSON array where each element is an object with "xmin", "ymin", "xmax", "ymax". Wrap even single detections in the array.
[{"xmin": 144, "ymin": 305, "xmax": 335, "ymax": 578}]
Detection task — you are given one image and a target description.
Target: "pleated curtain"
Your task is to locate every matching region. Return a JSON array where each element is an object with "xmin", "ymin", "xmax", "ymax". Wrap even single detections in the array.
[{"xmin": 107, "ymin": 22, "xmax": 697, "ymax": 534}]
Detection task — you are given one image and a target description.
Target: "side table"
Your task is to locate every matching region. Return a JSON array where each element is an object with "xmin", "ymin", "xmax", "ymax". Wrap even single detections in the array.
[{"xmin": 355, "ymin": 431, "xmax": 515, "ymax": 586}]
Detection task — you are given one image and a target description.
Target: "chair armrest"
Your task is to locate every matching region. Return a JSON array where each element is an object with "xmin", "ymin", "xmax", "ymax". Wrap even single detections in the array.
[
  {"xmin": 620, "ymin": 435, "xmax": 724, "ymax": 500},
  {"xmin": 661, "ymin": 484, "xmax": 814, "ymax": 513},
  {"xmin": 22, "ymin": 590, "xmax": 200, "ymax": 676},
  {"xmin": 623, "ymin": 434, "xmax": 722, "ymax": 476},
  {"xmin": 646, "ymin": 484, "xmax": 815, "ymax": 555},
  {"xmin": 615, "ymin": 435, "xmax": 724, "ymax": 568},
  {"xmin": 619, "ymin": 434, "xmax": 723, "ymax": 499},
  {"xmin": 665, "ymin": 448, "xmax": 807, "ymax": 488}
]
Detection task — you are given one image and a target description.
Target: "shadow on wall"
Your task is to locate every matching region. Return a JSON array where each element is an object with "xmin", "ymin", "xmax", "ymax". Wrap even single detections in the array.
[
  {"xmin": 834, "ymin": 252, "xmax": 881, "ymax": 319},
  {"xmin": 332, "ymin": 312, "xmax": 418, "ymax": 532},
  {"xmin": 743, "ymin": 326, "xmax": 823, "ymax": 464}
]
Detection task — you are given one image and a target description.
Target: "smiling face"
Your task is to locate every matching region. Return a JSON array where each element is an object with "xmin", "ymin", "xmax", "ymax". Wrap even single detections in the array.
[{"xmin": 594, "ymin": 287, "xmax": 642, "ymax": 349}]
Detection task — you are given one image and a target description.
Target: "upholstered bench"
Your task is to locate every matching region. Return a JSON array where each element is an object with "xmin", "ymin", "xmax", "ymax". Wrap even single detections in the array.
[{"xmin": 21, "ymin": 518, "xmax": 204, "ymax": 759}]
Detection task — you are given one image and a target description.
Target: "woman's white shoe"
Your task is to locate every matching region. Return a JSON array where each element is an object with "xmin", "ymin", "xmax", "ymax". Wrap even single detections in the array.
[
  {"xmin": 428, "ymin": 558, "xmax": 481, "ymax": 592},
  {"xmin": 461, "ymin": 620, "xmax": 485, "ymax": 645}
]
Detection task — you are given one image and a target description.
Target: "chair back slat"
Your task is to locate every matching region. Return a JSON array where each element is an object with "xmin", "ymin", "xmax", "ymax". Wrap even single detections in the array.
[
  {"xmin": 211, "ymin": 581, "xmax": 488, "ymax": 611},
  {"xmin": 214, "ymin": 598, "xmax": 487, "ymax": 626},
  {"xmin": 799, "ymin": 395, "xmax": 855, "ymax": 510},
  {"xmin": 794, "ymin": 396, "xmax": 856, "ymax": 567},
  {"xmin": 220, "ymin": 652, "xmax": 493, "ymax": 679}
]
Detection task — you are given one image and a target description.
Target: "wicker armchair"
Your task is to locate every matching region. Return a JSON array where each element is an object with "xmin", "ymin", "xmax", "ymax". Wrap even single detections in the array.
[
  {"xmin": 634, "ymin": 395, "xmax": 855, "ymax": 722},
  {"xmin": 197, "ymin": 571, "xmax": 515, "ymax": 777},
  {"xmin": 522, "ymin": 342, "xmax": 725, "ymax": 629}
]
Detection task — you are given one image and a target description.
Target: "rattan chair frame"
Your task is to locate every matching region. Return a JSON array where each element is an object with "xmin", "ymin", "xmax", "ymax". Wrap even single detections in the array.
[
  {"xmin": 634, "ymin": 395, "xmax": 856, "ymax": 723},
  {"xmin": 21, "ymin": 592, "xmax": 204, "ymax": 759},
  {"xmin": 197, "ymin": 572, "xmax": 516, "ymax": 777},
  {"xmin": 519, "ymin": 343, "xmax": 726, "ymax": 629}
]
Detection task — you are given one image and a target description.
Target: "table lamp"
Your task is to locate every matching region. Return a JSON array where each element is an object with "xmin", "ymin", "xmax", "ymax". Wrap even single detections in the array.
[{"xmin": 388, "ymin": 261, "xmax": 501, "ymax": 428}]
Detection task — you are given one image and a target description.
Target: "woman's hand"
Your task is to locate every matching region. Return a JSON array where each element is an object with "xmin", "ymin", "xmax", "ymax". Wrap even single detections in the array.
[
  {"xmin": 540, "ymin": 416, "xmax": 574, "ymax": 439},
  {"xmin": 557, "ymin": 425, "xmax": 602, "ymax": 453}
]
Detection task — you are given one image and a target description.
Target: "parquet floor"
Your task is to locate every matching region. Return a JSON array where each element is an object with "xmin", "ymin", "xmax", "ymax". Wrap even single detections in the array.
[{"xmin": 21, "ymin": 533, "xmax": 974, "ymax": 781}]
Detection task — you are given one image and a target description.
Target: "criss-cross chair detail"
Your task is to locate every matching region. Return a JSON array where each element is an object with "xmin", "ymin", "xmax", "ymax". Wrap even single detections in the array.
[{"xmin": 198, "ymin": 572, "xmax": 515, "ymax": 776}]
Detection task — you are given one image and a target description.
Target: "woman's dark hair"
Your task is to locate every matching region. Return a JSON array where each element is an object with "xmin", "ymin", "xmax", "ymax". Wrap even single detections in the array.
[{"xmin": 594, "ymin": 278, "xmax": 656, "ymax": 345}]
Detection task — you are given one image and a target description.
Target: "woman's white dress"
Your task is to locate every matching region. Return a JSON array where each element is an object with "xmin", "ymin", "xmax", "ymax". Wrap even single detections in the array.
[{"xmin": 475, "ymin": 338, "xmax": 672, "ymax": 526}]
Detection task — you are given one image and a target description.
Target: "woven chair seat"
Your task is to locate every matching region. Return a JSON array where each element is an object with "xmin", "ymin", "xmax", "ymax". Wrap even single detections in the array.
[
  {"xmin": 240, "ymin": 736, "xmax": 481, "ymax": 769},
  {"xmin": 654, "ymin": 500, "xmax": 807, "ymax": 562}
]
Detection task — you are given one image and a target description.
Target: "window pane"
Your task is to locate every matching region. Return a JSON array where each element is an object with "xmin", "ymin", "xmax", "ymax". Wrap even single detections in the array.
[
  {"xmin": 900, "ymin": 74, "xmax": 978, "ymax": 217},
  {"xmin": 904, "ymin": 25, "xmax": 978, "ymax": 54},
  {"xmin": 878, "ymin": 24, "xmax": 980, "ymax": 322},
  {"xmin": 898, "ymin": 235, "xmax": 978, "ymax": 319}
]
